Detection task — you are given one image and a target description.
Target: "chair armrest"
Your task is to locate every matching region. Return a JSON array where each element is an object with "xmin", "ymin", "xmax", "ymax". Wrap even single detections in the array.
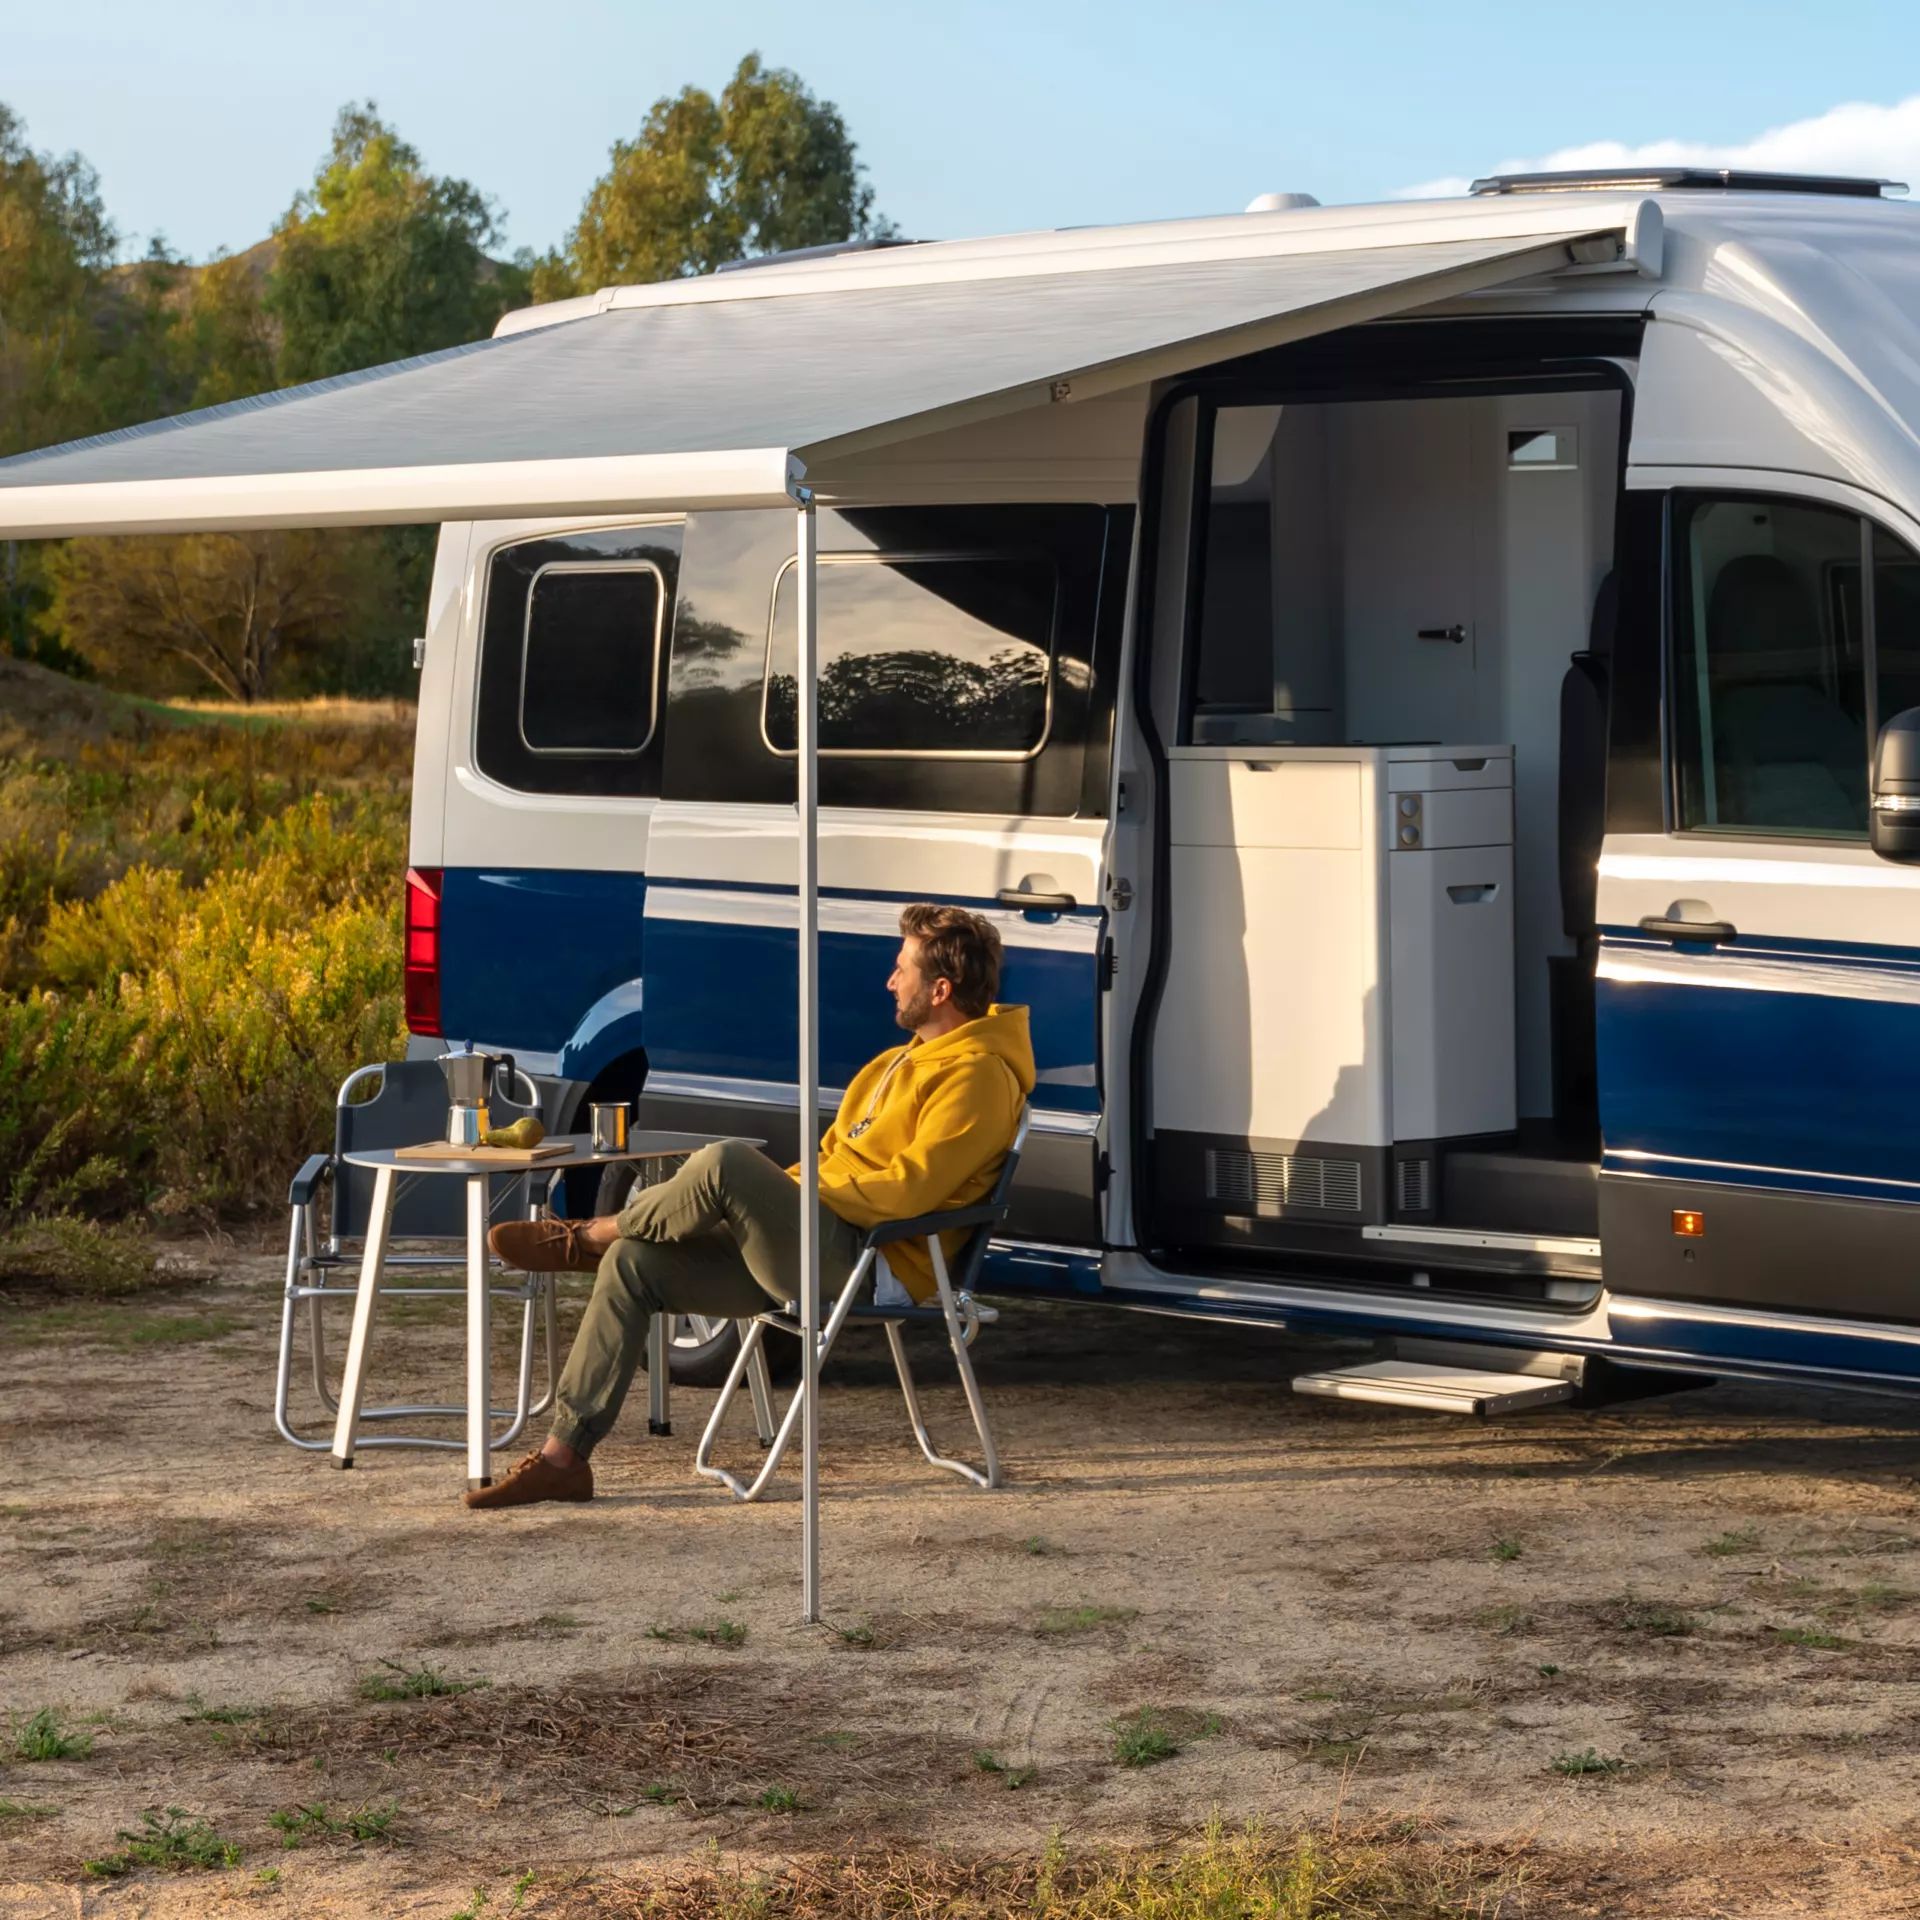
[
  {"xmin": 288, "ymin": 1154, "xmax": 333, "ymax": 1207},
  {"xmin": 865, "ymin": 1202, "xmax": 1004, "ymax": 1248}
]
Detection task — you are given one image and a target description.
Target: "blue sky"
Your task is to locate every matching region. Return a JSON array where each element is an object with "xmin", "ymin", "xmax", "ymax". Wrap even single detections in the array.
[{"xmin": 10, "ymin": 0, "xmax": 1920, "ymax": 261}]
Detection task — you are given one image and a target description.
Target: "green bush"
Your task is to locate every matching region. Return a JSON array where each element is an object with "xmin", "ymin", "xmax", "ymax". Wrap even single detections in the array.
[{"xmin": 0, "ymin": 700, "xmax": 410, "ymax": 1223}]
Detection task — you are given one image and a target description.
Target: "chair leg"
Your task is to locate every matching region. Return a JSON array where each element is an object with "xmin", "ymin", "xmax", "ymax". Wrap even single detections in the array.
[
  {"xmin": 274, "ymin": 1205, "xmax": 333, "ymax": 1451},
  {"xmin": 745, "ymin": 1338, "xmax": 776, "ymax": 1446},
  {"xmin": 695, "ymin": 1259, "xmax": 872, "ymax": 1501},
  {"xmin": 881, "ymin": 1238, "xmax": 1000, "ymax": 1489}
]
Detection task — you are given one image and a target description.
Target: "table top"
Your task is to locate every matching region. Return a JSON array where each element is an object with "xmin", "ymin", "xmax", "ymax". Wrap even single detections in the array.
[{"xmin": 342, "ymin": 1131, "xmax": 760, "ymax": 1176}]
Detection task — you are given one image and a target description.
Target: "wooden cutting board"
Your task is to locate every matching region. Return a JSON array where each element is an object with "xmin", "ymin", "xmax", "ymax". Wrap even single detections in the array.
[{"xmin": 394, "ymin": 1139, "xmax": 573, "ymax": 1163}]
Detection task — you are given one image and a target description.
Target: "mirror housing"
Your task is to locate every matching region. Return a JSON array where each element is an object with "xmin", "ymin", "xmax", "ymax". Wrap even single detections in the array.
[{"xmin": 1872, "ymin": 707, "xmax": 1920, "ymax": 862}]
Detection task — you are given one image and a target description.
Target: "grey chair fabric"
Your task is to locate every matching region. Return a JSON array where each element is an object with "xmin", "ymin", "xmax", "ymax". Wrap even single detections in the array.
[
  {"xmin": 331, "ymin": 1059, "xmax": 539, "ymax": 1240},
  {"xmin": 1705, "ymin": 554, "xmax": 1867, "ymax": 833}
]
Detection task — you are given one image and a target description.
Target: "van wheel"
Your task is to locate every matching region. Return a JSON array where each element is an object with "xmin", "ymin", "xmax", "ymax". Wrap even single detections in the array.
[{"xmin": 592, "ymin": 1160, "xmax": 798, "ymax": 1387}]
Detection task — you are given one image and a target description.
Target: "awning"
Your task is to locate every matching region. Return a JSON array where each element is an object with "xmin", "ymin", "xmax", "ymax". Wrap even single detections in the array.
[{"xmin": 0, "ymin": 226, "xmax": 1614, "ymax": 536}]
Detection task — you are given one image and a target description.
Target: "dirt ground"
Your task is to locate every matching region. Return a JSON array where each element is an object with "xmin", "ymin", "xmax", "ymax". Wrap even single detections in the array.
[{"xmin": 8, "ymin": 1244, "xmax": 1920, "ymax": 1917}]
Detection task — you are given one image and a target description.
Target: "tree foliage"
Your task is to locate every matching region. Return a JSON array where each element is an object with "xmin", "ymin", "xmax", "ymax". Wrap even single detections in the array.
[
  {"xmin": 541, "ymin": 53, "xmax": 886, "ymax": 297},
  {"xmin": 44, "ymin": 531, "xmax": 381, "ymax": 703},
  {"xmin": 269, "ymin": 102, "xmax": 521, "ymax": 384}
]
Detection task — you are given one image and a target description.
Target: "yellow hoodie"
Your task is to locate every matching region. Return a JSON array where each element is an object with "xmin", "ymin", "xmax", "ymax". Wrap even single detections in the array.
[{"xmin": 791, "ymin": 1004, "xmax": 1036, "ymax": 1303}]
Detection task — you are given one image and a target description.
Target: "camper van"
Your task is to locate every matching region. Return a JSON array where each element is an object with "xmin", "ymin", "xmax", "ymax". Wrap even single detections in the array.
[{"xmin": 397, "ymin": 169, "xmax": 1920, "ymax": 1414}]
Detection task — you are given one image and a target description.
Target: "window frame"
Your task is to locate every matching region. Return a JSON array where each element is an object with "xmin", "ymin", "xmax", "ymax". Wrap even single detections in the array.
[
  {"xmin": 1664, "ymin": 488, "xmax": 1881, "ymax": 846},
  {"xmin": 516, "ymin": 557, "xmax": 668, "ymax": 761},
  {"xmin": 758, "ymin": 546, "xmax": 1062, "ymax": 763}
]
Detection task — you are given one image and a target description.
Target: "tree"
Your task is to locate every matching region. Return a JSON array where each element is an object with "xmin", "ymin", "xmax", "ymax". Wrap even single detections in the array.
[
  {"xmin": 0, "ymin": 103, "xmax": 116, "ymax": 459},
  {"xmin": 267, "ymin": 102, "xmax": 517, "ymax": 384},
  {"xmin": 539, "ymin": 53, "xmax": 887, "ymax": 298},
  {"xmin": 43, "ymin": 531, "xmax": 382, "ymax": 702},
  {"xmin": 0, "ymin": 104, "xmax": 120, "ymax": 669}
]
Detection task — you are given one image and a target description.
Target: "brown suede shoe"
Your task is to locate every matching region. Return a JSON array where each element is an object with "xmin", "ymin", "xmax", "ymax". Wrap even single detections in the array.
[
  {"xmin": 488, "ymin": 1216, "xmax": 607, "ymax": 1272},
  {"xmin": 463, "ymin": 1448, "xmax": 593, "ymax": 1510}
]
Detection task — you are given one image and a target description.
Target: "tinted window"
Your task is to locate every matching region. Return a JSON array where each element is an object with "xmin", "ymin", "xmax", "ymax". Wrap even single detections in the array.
[
  {"xmin": 764, "ymin": 551, "xmax": 1057, "ymax": 757},
  {"xmin": 1671, "ymin": 495, "xmax": 1869, "ymax": 838},
  {"xmin": 475, "ymin": 526, "xmax": 682, "ymax": 797},
  {"xmin": 521, "ymin": 565, "xmax": 662, "ymax": 754},
  {"xmin": 1873, "ymin": 525, "xmax": 1920, "ymax": 727}
]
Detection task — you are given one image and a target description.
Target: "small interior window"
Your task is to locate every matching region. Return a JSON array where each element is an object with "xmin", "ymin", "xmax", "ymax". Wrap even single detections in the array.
[{"xmin": 521, "ymin": 563, "xmax": 663, "ymax": 756}]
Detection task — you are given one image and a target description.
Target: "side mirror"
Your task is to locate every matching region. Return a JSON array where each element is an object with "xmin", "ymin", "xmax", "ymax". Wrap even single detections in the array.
[{"xmin": 1872, "ymin": 707, "xmax": 1920, "ymax": 862}]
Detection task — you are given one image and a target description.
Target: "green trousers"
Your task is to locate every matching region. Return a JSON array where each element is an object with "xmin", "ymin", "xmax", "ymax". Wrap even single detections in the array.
[{"xmin": 550, "ymin": 1138, "xmax": 865, "ymax": 1457}]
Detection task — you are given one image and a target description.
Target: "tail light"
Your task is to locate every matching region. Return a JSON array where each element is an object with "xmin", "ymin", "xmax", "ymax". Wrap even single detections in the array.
[{"xmin": 404, "ymin": 867, "xmax": 443, "ymax": 1036}]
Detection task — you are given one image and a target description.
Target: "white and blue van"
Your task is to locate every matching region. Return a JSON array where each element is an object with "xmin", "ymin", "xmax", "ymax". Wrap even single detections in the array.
[{"xmin": 387, "ymin": 170, "xmax": 1920, "ymax": 1408}]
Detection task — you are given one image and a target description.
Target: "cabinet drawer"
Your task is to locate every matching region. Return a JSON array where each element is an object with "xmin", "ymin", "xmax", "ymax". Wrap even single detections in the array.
[{"xmin": 1170, "ymin": 758, "xmax": 1361, "ymax": 849}]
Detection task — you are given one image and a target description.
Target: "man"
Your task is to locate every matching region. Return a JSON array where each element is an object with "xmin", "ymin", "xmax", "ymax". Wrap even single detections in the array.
[{"xmin": 468, "ymin": 902, "xmax": 1034, "ymax": 1509}]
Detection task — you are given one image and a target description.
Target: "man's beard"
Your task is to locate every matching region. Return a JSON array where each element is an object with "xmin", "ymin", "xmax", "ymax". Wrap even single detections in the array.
[{"xmin": 894, "ymin": 986, "xmax": 936, "ymax": 1031}]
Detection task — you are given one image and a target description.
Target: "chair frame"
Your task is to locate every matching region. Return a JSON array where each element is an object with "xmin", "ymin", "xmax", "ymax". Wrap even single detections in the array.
[
  {"xmin": 694, "ymin": 1112, "xmax": 1027, "ymax": 1500},
  {"xmin": 274, "ymin": 1061, "xmax": 562, "ymax": 1455}
]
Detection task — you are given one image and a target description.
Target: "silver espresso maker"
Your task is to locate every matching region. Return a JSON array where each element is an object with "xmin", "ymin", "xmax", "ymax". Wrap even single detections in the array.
[{"xmin": 438, "ymin": 1043, "xmax": 516, "ymax": 1148}]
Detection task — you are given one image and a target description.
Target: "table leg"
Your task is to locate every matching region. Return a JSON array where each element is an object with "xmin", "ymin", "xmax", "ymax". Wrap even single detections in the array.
[
  {"xmin": 329, "ymin": 1162, "xmax": 396, "ymax": 1469},
  {"xmin": 647, "ymin": 1312, "xmax": 672, "ymax": 1435},
  {"xmin": 466, "ymin": 1174, "xmax": 492, "ymax": 1489}
]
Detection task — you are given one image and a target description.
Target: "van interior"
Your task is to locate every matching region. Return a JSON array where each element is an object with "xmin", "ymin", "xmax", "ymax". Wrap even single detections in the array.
[{"xmin": 1141, "ymin": 349, "xmax": 1629, "ymax": 1299}]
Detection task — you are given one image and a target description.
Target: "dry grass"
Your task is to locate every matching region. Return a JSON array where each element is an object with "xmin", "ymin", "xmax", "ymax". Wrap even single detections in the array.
[
  {"xmin": 236, "ymin": 1667, "xmax": 938, "ymax": 1818},
  {"xmin": 558, "ymin": 1818, "xmax": 1548, "ymax": 1919}
]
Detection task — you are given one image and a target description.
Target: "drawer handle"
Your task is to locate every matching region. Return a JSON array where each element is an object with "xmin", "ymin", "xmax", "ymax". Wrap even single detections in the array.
[{"xmin": 1446, "ymin": 883, "xmax": 1498, "ymax": 904}]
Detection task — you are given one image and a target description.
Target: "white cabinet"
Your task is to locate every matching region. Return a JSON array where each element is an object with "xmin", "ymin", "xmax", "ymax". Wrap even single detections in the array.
[{"xmin": 1153, "ymin": 745, "xmax": 1515, "ymax": 1190}]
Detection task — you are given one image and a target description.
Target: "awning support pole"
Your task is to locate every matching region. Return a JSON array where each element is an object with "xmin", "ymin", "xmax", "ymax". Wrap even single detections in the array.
[{"xmin": 795, "ymin": 492, "xmax": 822, "ymax": 1625}]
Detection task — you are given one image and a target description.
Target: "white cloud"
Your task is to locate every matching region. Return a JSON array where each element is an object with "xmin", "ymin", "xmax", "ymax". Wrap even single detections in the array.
[{"xmin": 1399, "ymin": 95, "xmax": 1920, "ymax": 199}]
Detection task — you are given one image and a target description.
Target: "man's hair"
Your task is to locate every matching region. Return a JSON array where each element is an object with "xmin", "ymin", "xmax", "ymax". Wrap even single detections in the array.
[{"xmin": 900, "ymin": 902, "xmax": 1002, "ymax": 1018}]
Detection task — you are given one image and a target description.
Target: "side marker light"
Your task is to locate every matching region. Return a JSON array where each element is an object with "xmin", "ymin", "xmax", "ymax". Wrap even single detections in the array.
[{"xmin": 1671, "ymin": 1209, "xmax": 1705, "ymax": 1239}]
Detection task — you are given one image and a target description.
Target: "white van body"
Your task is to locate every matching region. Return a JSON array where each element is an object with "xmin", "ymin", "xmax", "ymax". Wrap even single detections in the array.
[{"xmin": 402, "ymin": 174, "xmax": 1920, "ymax": 1397}]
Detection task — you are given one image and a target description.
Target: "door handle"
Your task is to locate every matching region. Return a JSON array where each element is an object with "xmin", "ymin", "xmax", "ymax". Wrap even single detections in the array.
[
  {"xmin": 1638, "ymin": 913, "xmax": 1736, "ymax": 945},
  {"xmin": 1417, "ymin": 624, "xmax": 1467, "ymax": 644},
  {"xmin": 998, "ymin": 887, "xmax": 1077, "ymax": 912}
]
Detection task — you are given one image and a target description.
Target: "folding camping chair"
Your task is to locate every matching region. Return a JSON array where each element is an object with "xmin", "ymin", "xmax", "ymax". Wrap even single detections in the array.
[
  {"xmin": 694, "ymin": 1111, "xmax": 1029, "ymax": 1500},
  {"xmin": 275, "ymin": 1057, "xmax": 561, "ymax": 1453}
]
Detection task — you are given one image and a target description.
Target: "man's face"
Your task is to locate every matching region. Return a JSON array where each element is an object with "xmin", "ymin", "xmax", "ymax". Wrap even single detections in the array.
[{"xmin": 889, "ymin": 936, "xmax": 948, "ymax": 1033}]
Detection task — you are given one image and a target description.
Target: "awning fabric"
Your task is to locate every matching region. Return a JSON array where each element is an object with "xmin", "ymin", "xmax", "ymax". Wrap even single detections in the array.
[{"xmin": 0, "ymin": 228, "xmax": 1608, "ymax": 536}]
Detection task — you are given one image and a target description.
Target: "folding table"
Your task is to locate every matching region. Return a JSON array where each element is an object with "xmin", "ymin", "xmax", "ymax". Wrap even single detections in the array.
[{"xmin": 328, "ymin": 1131, "xmax": 743, "ymax": 1487}]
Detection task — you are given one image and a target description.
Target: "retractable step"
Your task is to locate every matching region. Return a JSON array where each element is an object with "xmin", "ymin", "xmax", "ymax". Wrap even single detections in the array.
[{"xmin": 1293, "ymin": 1357, "xmax": 1576, "ymax": 1417}]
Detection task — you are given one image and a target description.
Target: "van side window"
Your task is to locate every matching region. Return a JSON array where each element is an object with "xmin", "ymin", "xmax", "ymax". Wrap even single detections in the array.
[
  {"xmin": 1670, "ymin": 495, "xmax": 1869, "ymax": 838},
  {"xmin": 475, "ymin": 525, "xmax": 683, "ymax": 798},
  {"xmin": 763, "ymin": 551, "xmax": 1056, "ymax": 757}
]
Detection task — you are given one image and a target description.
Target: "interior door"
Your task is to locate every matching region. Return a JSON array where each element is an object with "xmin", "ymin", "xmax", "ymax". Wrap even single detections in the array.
[
  {"xmin": 1337, "ymin": 398, "xmax": 1483, "ymax": 744},
  {"xmin": 1595, "ymin": 484, "xmax": 1920, "ymax": 1320}
]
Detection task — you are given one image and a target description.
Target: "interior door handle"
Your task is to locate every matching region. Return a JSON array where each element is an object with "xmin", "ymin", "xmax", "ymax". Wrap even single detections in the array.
[
  {"xmin": 998, "ymin": 887, "xmax": 1077, "ymax": 912},
  {"xmin": 1638, "ymin": 914, "xmax": 1736, "ymax": 945},
  {"xmin": 1417, "ymin": 624, "xmax": 1467, "ymax": 644}
]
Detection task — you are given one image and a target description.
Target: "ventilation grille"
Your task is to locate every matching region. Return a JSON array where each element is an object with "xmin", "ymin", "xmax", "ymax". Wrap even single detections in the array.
[
  {"xmin": 1396, "ymin": 1156, "xmax": 1433, "ymax": 1215},
  {"xmin": 1206, "ymin": 1147, "xmax": 1362, "ymax": 1215}
]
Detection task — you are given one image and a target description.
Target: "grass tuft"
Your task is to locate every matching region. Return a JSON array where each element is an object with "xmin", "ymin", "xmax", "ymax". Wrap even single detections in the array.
[
  {"xmin": 757, "ymin": 1784, "xmax": 801, "ymax": 1813},
  {"xmin": 1551, "ymin": 1747, "xmax": 1627, "ymax": 1778},
  {"xmin": 269, "ymin": 1799, "xmax": 398, "ymax": 1848},
  {"xmin": 1703, "ymin": 1525, "xmax": 1762, "ymax": 1557},
  {"xmin": 1771, "ymin": 1625, "xmax": 1849, "ymax": 1650},
  {"xmin": 1036, "ymin": 1603, "xmax": 1138, "ymax": 1637},
  {"xmin": 357, "ymin": 1661, "xmax": 484, "ymax": 1702},
  {"xmin": 1110, "ymin": 1708, "xmax": 1181, "ymax": 1768},
  {"xmin": 1605, "ymin": 1594, "xmax": 1695, "ymax": 1637},
  {"xmin": 12, "ymin": 1707, "xmax": 93, "ymax": 1762},
  {"xmin": 83, "ymin": 1806, "xmax": 240, "ymax": 1875},
  {"xmin": 972, "ymin": 1749, "xmax": 1037, "ymax": 1790},
  {"xmin": 1490, "ymin": 1537, "xmax": 1523, "ymax": 1563},
  {"xmin": 648, "ymin": 1619, "xmax": 747, "ymax": 1647}
]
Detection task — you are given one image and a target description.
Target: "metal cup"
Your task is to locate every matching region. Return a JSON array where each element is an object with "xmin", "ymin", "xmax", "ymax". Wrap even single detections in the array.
[{"xmin": 589, "ymin": 1102, "xmax": 629, "ymax": 1153}]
